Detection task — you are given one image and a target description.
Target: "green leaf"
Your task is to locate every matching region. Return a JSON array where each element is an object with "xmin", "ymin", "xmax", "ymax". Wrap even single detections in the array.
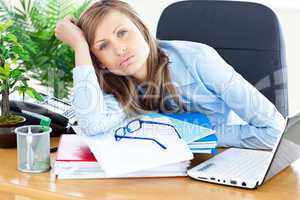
[
  {"xmin": 10, "ymin": 85, "xmax": 20, "ymax": 94},
  {"xmin": 14, "ymin": 7, "xmax": 26, "ymax": 18},
  {"xmin": 20, "ymin": 76, "xmax": 29, "ymax": 84},
  {"xmin": 25, "ymin": 87, "xmax": 34, "ymax": 98},
  {"xmin": 6, "ymin": 66, "xmax": 24, "ymax": 89},
  {"xmin": 0, "ymin": 82, "xmax": 4, "ymax": 92},
  {"xmin": 22, "ymin": 42, "xmax": 37, "ymax": 54},
  {"xmin": 18, "ymin": 68, "xmax": 25, "ymax": 73},
  {"xmin": 12, "ymin": 85, "xmax": 19, "ymax": 91},
  {"xmin": 0, "ymin": 20, "xmax": 13, "ymax": 32},
  {"xmin": 6, "ymin": 33, "xmax": 18, "ymax": 43},
  {"xmin": 25, "ymin": 87, "xmax": 44, "ymax": 102},
  {"xmin": 0, "ymin": 79, "xmax": 9, "ymax": 93},
  {"xmin": 17, "ymin": 85, "xmax": 26, "ymax": 96},
  {"xmin": 10, "ymin": 68, "xmax": 22, "ymax": 79},
  {"xmin": 0, "ymin": 67, "xmax": 6, "ymax": 76},
  {"xmin": 0, "ymin": 74, "xmax": 6, "ymax": 80},
  {"xmin": 20, "ymin": 0, "xmax": 27, "ymax": 13},
  {"xmin": 3, "ymin": 62, "xmax": 10, "ymax": 77},
  {"xmin": 0, "ymin": 0, "xmax": 10, "ymax": 19},
  {"xmin": 73, "ymin": 0, "xmax": 92, "ymax": 18},
  {"xmin": 35, "ymin": 56, "xmax": 49, "ymax": 66}
]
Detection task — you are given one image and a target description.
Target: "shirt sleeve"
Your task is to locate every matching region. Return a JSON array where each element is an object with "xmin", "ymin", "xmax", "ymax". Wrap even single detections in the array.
[
  {"xmin": 72, "ymin": 64, "xmax": 127, "ymax": 136},
  {"xmin": 196, "ymin": 45, "xmax": 285, "ymax": 149}
]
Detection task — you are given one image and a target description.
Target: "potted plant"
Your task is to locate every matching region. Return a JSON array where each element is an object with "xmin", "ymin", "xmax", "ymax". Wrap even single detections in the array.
[
  {"xmin": 1, "ymin": 0, "xmax": 92, "ymax": 99},
  {"xmin": 0, "ymin": 20, "xmax": 43, "ymax": 148}
]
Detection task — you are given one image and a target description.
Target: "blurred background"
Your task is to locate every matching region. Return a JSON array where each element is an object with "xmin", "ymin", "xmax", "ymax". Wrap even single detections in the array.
[{"xmin": 1, "ymin": 0, "xmax": 300, "ymax": 115}]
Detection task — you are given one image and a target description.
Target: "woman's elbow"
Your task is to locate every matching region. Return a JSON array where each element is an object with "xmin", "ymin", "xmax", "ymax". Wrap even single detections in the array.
[
  {"xmin": 76, "ymin": 112, "xmax": 127, "ymax": 136},
  {"xmin": 77, "ymin": 119, "xmax": 109, "ymax": 136}
]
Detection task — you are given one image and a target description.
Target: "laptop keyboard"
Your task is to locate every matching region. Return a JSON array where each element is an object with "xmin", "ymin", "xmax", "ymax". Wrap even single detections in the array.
[{"xmin": 198, "ymin": 148, "xmax": 271, "ymax": 179}]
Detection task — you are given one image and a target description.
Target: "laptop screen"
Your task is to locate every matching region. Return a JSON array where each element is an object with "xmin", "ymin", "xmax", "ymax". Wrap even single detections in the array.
[{"xmin": 262, "ymin": 114, "xmax": 300, "ymax": 183}]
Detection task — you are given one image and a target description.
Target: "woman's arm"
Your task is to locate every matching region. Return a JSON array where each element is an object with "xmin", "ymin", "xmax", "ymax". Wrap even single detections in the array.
[
  {"xmin": 55, "ymin": 16, "xmax": 93, "ymax": 66},
  {"xmin": 55, "ymin": 16, "xmax": 127, "ymax": 135},
  {"xmin": 196, "ymin": 44, "xmax": 285, "ymax": 149},
  {"xmin": 72, "ymin": 65, "xmax": 127, "ymax": 135}
]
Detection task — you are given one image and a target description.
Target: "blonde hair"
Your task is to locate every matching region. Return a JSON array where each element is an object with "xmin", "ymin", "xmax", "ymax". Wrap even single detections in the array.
[{"xmin": 78, "ymin": 0, "xmax": 185, "ymax": 115}]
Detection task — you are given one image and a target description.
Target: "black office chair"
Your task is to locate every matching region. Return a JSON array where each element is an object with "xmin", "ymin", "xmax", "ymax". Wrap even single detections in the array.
[{"xmin": 156, "ymin": 0, "xmax": 288, "ymax": 117}]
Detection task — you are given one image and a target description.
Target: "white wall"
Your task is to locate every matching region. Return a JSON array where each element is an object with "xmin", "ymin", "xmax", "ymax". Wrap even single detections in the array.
[{"xmin": 278, "ymin": 9, "xmax": 300, "ymax": 116}]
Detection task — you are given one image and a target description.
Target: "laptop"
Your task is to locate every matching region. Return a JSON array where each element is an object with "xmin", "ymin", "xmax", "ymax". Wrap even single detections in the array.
[{"xmin": 187, "ymin": 114, "xmax": 300, "ymax": 189}]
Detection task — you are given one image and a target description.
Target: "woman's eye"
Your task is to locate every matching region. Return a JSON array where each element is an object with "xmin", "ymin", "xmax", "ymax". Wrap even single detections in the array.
[
  {"xmin": 99, "ymin": 42, "xmax": 108, "ymax": 50},
  {"xmin": 117, "ymin": 30, "xmax": 127, "ymax": 38}
]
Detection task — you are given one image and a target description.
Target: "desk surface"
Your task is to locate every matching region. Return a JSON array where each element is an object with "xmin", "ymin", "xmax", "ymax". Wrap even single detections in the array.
[{"xmin": 0, "ymin": 137, "xmax": 300, "ymax": 200}]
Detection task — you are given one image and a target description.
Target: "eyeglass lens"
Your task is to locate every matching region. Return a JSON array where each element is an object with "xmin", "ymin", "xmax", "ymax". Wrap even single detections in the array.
[{"xmin": 127, "ymin": 119, "xmax": 142, "ymax": 132}]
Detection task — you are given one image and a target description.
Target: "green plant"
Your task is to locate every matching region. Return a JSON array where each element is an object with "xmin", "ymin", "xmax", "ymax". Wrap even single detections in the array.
[
  {"xmin": 0, "ymin": 20, "xmax": 43, "ymax": 123},
  {"xmin": 0, "ymin": 0, "xmax": 92, "ymax": 99}
]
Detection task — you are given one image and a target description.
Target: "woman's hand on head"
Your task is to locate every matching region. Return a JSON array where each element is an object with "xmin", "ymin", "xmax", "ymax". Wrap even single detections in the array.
[{"xmin": 55, "ymin": 16, "xmax": 88, "ymax": 50}]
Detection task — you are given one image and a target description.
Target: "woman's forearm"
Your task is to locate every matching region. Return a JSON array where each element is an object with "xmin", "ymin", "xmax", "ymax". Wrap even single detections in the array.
[
  {"xmin": 72, "ymin": 65, "xmax": 127, "ymax": 136},
  {"xmin": 74, "ymin": 42, "xmax": 93, "ymax": 66}
]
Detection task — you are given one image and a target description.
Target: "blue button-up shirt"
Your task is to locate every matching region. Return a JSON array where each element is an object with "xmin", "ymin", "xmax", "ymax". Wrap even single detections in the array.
[{"xmin": 72, "ymin": 40, "xmax": 285, "ymax": 149}]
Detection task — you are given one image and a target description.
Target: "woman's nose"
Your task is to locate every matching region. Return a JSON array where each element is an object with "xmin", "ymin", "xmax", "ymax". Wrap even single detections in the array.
[{"xmin": 115, "ymin": 46, "xmax": 127, "ymax": 56}]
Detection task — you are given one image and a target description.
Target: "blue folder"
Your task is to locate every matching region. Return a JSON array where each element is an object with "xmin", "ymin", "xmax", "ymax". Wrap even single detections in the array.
[
  {"xmin": 193, "ymin": 133, "xmax": 218, "ymax": 143},
  {"xmin": 161, "ymin": 112, "xmax": 212, "ymax": 129},
  {"xmin": 190, "ymin": 148, "xmax": 218, "ymax": 155},
  {"xmin": 146, "ymin": 112, "xmax": 215, "ymax": 144}
]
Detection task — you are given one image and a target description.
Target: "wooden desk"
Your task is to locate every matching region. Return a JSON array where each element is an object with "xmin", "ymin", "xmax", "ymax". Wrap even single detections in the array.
[{"xmin": 0, "ymin": 137, "xmax": 300, "ymax": 200}]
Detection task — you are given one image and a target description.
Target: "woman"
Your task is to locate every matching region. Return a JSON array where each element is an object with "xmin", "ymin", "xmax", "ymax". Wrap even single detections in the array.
[{"xmin": 55, "ymin": 0, "xmax": 285, "ymax": 149}]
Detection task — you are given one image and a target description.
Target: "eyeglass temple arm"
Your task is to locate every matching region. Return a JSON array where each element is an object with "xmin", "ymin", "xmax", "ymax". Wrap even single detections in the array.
[
  {"xmin": 116, "ymin": 135, "xmax": 167, "ymax": 150},
  {"xmin": 141, "ymin": 120, "xmax": 181, "ymax": 139}
]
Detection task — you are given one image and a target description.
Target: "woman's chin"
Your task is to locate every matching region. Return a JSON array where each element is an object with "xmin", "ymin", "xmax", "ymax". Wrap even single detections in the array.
[
  {"xmin": 109, "ymin": 62, "xmax": 146, "ymax": 80},
  {"xmin": 124, "ymin": 64, "xmax": 144, "ymax": 76}
]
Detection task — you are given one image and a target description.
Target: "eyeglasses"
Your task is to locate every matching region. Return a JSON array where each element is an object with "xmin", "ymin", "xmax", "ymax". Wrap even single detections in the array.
[{"xmin": 114, "ymin": 119, "xmax": 181, "ymax": 150}]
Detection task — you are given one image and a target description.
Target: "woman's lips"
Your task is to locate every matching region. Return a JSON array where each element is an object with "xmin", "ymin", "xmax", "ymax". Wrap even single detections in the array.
[{"xmin": 120, "ymin": 55, "xmax": 134, "ymax": 67}]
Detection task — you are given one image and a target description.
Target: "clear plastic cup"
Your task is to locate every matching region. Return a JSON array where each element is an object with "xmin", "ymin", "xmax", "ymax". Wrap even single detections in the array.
[{"xmin": 14, "ymin": 125, "xmax": 52, "ymax": 173}]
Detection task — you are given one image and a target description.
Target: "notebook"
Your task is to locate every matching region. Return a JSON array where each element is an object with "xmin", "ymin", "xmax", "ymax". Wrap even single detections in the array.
[
  {"xmin": 54, "ymin": 134, "xmax": 101, "ymax": 175},
  {"xmin": 188, "ymin": 115, "xmax": 300, "ymax": 189}
]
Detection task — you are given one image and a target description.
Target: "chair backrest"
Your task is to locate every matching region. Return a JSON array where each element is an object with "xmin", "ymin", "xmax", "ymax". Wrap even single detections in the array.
[{"xmin": 156, "ymin": 0, "xmax": 288, "ymax": 117}]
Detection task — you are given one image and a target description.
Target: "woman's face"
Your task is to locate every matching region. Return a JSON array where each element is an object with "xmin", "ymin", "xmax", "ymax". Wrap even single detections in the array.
[{"xmin": 91, "ymin": 11, "xmax": 150, "ymax": 81}]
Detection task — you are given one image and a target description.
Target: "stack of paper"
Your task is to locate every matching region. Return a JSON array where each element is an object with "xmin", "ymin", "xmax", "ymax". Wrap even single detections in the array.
[
  {"xmin": 71, "ymin": 115, "xmax": 193, "ymax": 178},
  {"xmin": 60, "ymin": 112, "xmax": 218, "ymax": 179},
  {"xmin": 54, "ymin": 134, "xmax": 190, "ymax": 179}
]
